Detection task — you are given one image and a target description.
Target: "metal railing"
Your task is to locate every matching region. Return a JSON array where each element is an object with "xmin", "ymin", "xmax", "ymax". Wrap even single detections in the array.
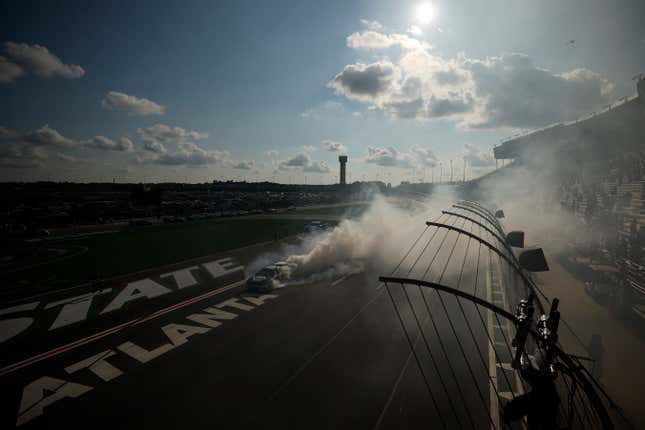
[{"xmin": 377, "ymin": 201, "xmax": 631, "ymax": 429}]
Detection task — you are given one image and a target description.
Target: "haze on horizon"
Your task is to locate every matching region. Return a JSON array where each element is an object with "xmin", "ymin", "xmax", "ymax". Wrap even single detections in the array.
[{"xmin": 1, "ymin": 0, "xmax": 644, "ymax": 184}]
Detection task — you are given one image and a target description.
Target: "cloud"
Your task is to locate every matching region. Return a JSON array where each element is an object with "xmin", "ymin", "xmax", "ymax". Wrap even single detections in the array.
[
  {"xmin": 330, "ymin": 29, "xmax": 614, "ymax": 128},
  {"xmin": 304, "ymin": 160, "xmax": 331, "ymax": 173},
  {"xmin": 407, "ymin": 25, "xmax": 423, "ymax": 36},
  {"xmin": 346, "ymin": 32, "xmax": 426, "ymax": 51},
  {"xmin": 463, "ymin": 143, "xmax": 494, "ymax": 167},
  {"xmin": 0, "ymin": 133, "xmax": 46, "ymax": 168},
  {"xmin": 116, "ymin": 137, "xmax": 134, "ymax": 152},
  {"xmin": 84, "ymin": 136, "xmax": 134, "ymax": 152},
  {"xmin": 155, "ymin": 142, "xmax": 231, "ymax": 167},
  {"xmin": 434, "ymin": 68, "xmax": 466, "ymax": 85},
  {"xmin": 411, "ymin": 146, "xmax": 438, "ymax": 167},
  {"xmin": 0, "ymin": 125, "xmax": 131, "ymax": 168},
  {"xmin": 143, "ymin": 141, "xmax": 166, "ymax": 154},
  {"xmin": 300, "ymin": 100, "xmax": 344, "ymax": 119},
  {"xmin": 133, "ymin": 123, "xmax": 251, "ymax": 168},
  {"xmin": 321, "ymin": 140, "xmax": 347, "ymax": 153},
  {"xmin": 137, "ymin": 124, "xmax": 208, "ymax": 151},
  {"xmin": 427, "ymin": 95, "xmax": 473, "ymax": 117},
  {"xmin": 328, "ymin": 61, "xmax": 399, "ymax": 101},
  {"xmin": 277, "ymin": 153, "xmax": 330, "ymax": 173},
  {"xmin": 301, "ymin": 145, "xmax": 316, "ymax": 152},
  {"xmin": 56, "ymin": 153, "xmax": 78, "ymax": 163},
  {"xmin": 0, "ymin": 56, "xmax": 23, "ymax": 83},
  {"xmin": 266, "ymin": 149, "xmax": 279, "ymax": 158},
  {"xmin": 329, "ymin": 57, "xmax": 474, "ymax": 120},
  {"xmin": 279, "ymin": 153, "xmax": 311, "ymax": 170},
  {"xmin": 365, "ymin": 146, "xmax": 415, "ymax": 168},
  {"xmin": 22, "ymin": 125, "xmax": 79, "ymax": 148},
  {"xmin": 0, "ymin": 42, "xmax": 84, "ymax": 83},
  {"xmin": 464, "ymin": 53, "xmax": 614, "ymax": 128},
  {"xmin": 364, "ymin": 145, "xmax": 441, "ymax": 169},
  {"xmin": 101, "ymin": 91, "xmax": 165, "ymax": 116},
  {"xmin": 233, "ymin": 160, "xmax": 255, "ymax": 170},
  {"xmin": 360, "ymin": 19, "xmax": 383, "ymax": 31}
]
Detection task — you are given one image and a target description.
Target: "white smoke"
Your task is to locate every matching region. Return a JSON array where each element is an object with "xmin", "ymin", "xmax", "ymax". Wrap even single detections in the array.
[
  {"xmin": 466, "ymin": 161, "xmax": 581, "ymax": 253},
  {"xmin": 247, "ymin": 188, "xmax": 456, "ymax": 285}
]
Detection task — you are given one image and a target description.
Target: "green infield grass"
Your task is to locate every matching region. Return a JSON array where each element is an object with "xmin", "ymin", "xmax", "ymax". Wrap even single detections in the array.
[{"xmin": 1, "ymin": 218, "xmax": 317, "ymax": 301}]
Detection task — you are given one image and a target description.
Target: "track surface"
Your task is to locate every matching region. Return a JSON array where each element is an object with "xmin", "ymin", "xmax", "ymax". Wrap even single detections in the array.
[
  {"xmin": 1, "ymin": 222, "xmax": 520, "ymax": 430},
  {"xmin": 2, "ymin": 272, "xmax": 446, "ymax": 429}
]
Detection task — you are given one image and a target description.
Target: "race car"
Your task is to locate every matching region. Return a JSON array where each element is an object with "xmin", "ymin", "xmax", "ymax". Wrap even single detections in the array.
[{"xmin": 245, "ymin": 261, "xmax": 296, "ymax": 292}]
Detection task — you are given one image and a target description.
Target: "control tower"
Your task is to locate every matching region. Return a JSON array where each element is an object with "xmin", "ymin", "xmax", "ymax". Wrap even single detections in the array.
[{"xmin": 338, "ymin": 155, "xmax": 348, "ymax": 185}]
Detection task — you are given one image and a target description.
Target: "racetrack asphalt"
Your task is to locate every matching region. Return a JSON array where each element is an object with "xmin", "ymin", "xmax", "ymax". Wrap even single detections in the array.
[{"xmin": 1, "ymin": 232, "xmax": 521, "ymax": 430}]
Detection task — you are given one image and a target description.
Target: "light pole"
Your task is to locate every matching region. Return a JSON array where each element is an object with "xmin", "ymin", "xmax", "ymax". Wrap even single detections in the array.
[{"xmin": 463, "ymin": 157, "xmax": 467, "ymax": 182}]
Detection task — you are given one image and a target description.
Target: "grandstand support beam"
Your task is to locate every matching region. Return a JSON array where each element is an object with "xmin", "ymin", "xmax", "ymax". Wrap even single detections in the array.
[
  {"xmin": 379, "ymin": 276, "xmax": 518, "ymax": 322},
  {"xmin": 425, "ymin": 220, "xmax": 545, "ymax": 314},
  {"xmin": 441, "ymin": 210, "xmax": 510, "ymax": 250},
  {"xmin": 459, "ymin": 200, "xmax": 505, "ymax": 227},
  {"xmin": 452, "ymin": 204, "xmax": 506, "ymax": 236},
  {"xmin": 458, "ymin": 200, "xmax": 506, "ymax": 230}
]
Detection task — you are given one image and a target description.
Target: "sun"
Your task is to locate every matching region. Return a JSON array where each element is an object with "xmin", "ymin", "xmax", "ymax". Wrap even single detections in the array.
[{"xmin": 415, "ymin": 3, "xmax": 437, "ymax": 24}]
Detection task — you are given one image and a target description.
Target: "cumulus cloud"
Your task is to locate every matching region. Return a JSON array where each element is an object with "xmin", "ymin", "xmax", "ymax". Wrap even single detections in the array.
[
  {"xmin": 0, "ymin": 125, "xmax": 132, "ymax": 168},
  {"xmin": 233, "ymin": 160, "xmax": 255, "ymax": 170},
  {"xmin": 364, "ymin": 146, "xmax": 441, "ymax": 169},
  {"xmin": 266, "ymin": 149, "xmax": 279, "ymax": 158},
  {"xmin": 101, "ymin": 91, "xmax": 165, "ymax": 116},
  {"xmin": 133, "ymin": 123, "xmax": 252, "ymax": 168},
  {"xmin": 360, "ymin": 19, "xmax": 383, "ymax": 31},
  {"xmin": 463, "ymin": 143, "xmax": 494, "ymax": 167},
  {"xmin": 301, "ymin": 145, "xmax": 316, "ymax": 152},
  {"xmin": 407, "ymin": 25, "xmax": 423, "ymax": 36},
  {"xmin": 465, "ymin": 53, "xmax": 614, "ymax": 128},
  {"xmin": 84, "ymin": 136, "xmax": 134, "ymax": 152},
  {"xmin": 116, "ymin": 137, "xmax": 134, "ymax": 152},
  {"xmin": 277, "ymin": 153, "xmax": 330, "ymax": 173},
  {"xmin": 321, "ymin": 140, "xmax": 347, "ymax": 153},
  {"xmin": 304, "ymin": 160, "xmax": 331, "ymax": 173},
  {"xmin": 412, "ymin": 146, "xmax": 438, "ymax": 167},
  {"xmin": 22, "ymin": 125, "xmax": 79, "ymax": 148},
  {"xmin": 328, "ymin": 61, "xmax": 399, "ymax": 102},
  {"xmin": 346, "ymin": 32, "xmax": 425, "ymax": 51},
  {"xmin": 137, "ymin": 124, "xmax": 208, "ymax": 149},
  {"xmin": 0, "ymin": 56, "xmax": 23, "ymax": 83},
  {"xmin": 143, "ymin": 141, "xmax": 166, "ymax": 154},
  {"xmin": 365, "ymin": 146, "xmax": 415, "ymax": 168},
  {"xmin": 279, "ymin": 153, "xmax": 311, "ymax": 170},
  {"xmin": 0, "ymin": 42, "xmax": 84, "ymax": 83},
  {"xmin": 155, "ymin": 143, "xmax": 231, "ymax": 166},
  {"xmin": 0, "ymin": 137, "xmax": 46, "ymax": 168},
  {"xmin": 330, "ymin": 29, "xmax": 614, "ymax": 128},
  {"xmin": 56, "ymin": 153, "xmax": 78, "ymax": 163}
]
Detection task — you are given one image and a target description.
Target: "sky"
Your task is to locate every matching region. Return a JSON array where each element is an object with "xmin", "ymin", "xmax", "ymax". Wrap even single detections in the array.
[{"xmin": 1, "ymin": 0, "xmax": 644, "ymax": 184}]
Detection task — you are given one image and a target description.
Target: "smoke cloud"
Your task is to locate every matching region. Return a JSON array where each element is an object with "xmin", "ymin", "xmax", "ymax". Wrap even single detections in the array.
[{"xmin": 249, "ymin": 188, "xmax": 457, "ymax": 286}]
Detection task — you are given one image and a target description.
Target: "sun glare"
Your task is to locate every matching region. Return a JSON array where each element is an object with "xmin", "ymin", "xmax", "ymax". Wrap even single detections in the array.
[{"xmin": 416, "ymin": 3, "xmax": 437, "ymax": 24}]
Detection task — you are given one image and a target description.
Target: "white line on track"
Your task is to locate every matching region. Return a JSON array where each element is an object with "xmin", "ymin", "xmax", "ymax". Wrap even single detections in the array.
[
  {"xmin": 0, "ymin": 280, "xmax": 244, "ymax": 377},
  {"xmin": 330, "ymin": 275, "xmax": 350, "ymax": 287}
]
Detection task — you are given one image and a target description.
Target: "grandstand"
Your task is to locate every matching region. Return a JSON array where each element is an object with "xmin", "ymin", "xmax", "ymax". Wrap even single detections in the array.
[{"xmin": 486, "ymin": 75, "xmax": 645, "ymax": 321}]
